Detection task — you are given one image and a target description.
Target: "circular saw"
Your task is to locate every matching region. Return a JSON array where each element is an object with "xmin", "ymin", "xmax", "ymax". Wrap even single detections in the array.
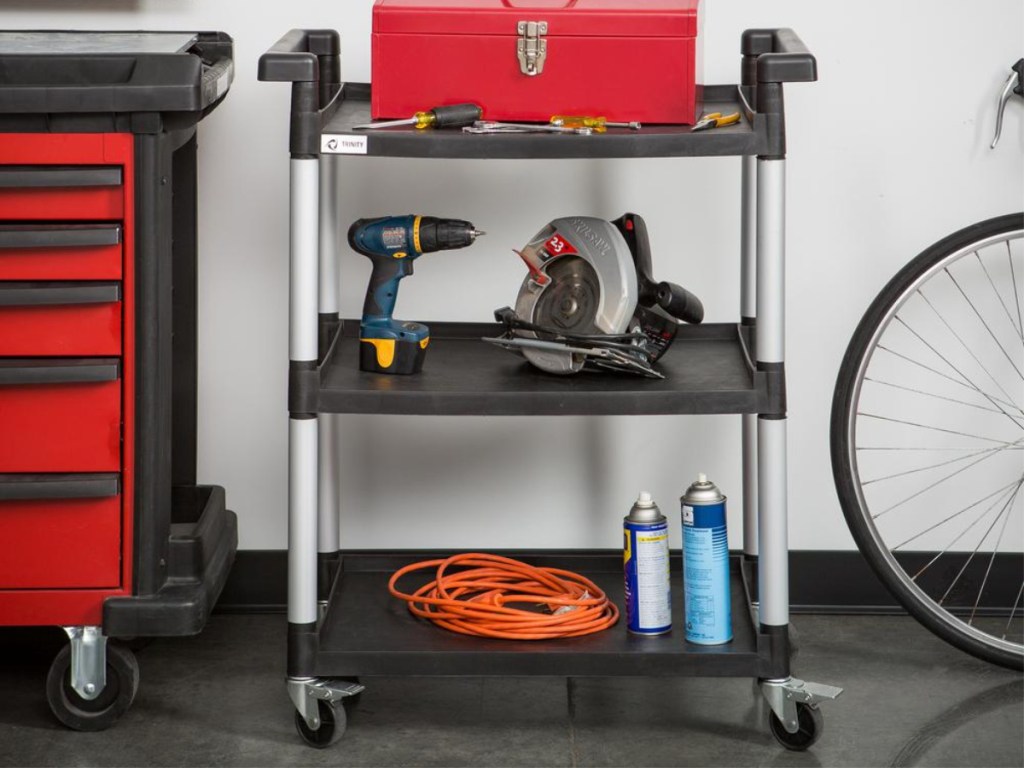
[{"xmin": 484, "ymin": 214, "xmax": 705, "ymax": 378}]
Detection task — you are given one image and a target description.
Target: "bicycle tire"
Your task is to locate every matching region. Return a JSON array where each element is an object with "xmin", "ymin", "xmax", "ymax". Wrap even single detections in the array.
[{"xmin": 832, "ymin": 213, "xmax": 1024, "ymax": 671}]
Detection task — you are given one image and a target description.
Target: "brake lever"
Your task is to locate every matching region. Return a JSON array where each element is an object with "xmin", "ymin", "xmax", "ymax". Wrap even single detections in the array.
[{"xmin": 991, "ymin": 58, "xmax": 1023, "ymax": 149}]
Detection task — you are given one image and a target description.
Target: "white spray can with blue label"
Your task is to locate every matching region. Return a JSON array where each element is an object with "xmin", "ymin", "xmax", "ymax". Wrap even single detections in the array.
[{"xmin": 681, "ymin": 474, "xmax": 732, "ymax": 644}]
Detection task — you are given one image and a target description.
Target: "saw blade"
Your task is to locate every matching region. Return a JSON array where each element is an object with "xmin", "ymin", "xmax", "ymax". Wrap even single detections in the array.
[{"xmin": 530, "ymin": 256, "xmax": 603, "ymax": 334}]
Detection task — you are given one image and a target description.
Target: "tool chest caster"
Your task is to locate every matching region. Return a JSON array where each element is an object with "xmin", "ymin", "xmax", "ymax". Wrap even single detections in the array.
[
  {"xmin": 0, "ymin": 32, "xmax": 239, "ymax": 730},
  {"xmin": 260, "ymin": 26, "xmax": 843, "ymax": 749}
]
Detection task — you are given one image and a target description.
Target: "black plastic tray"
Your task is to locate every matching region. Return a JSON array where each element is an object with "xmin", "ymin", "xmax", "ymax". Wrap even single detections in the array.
[
  {"xmin": 309, "ymin": 321, "xmax": 779, "ymax": 417},
  {"xmin": 320, "ymin": 84, "xmax": 766, "ymax": 160},
  {"xmin": 316, "ymin": 553, "xmax": 767, "ymax": 678},
  {"xmin": 0, "ymin": 31, "xmax": 233, "ymax": 117}
]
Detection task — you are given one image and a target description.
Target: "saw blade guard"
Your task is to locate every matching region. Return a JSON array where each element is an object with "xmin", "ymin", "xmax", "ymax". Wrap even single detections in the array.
[{"xmin": 514, "ymin": 217, "xmax": 639, "ymax": 374}]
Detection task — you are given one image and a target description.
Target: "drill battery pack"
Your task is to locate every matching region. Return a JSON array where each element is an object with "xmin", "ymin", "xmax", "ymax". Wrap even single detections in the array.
[{"xmin": 360, "ymin": 335, "xmax": 430, "ymax": 375}]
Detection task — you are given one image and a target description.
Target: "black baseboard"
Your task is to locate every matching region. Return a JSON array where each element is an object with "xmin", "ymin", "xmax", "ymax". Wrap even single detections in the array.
[{"xmin": 215, "ymin": 549, "xmax": 1021, "ymax": 615}]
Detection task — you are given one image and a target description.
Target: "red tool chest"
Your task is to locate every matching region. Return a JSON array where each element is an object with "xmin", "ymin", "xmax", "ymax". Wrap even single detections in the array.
[
  {"xmin": 0, "ymin": 31, "xmax": 238, "ymax": 732},
  {"xmin": 372, "ymin": 0, "xmax": 703, "ymax": 124}
]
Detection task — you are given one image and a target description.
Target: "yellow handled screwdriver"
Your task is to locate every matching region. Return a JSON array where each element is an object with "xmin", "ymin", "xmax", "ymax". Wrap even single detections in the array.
[
  {"xmin": 550, "ymin": 115, "xmax": 642, "ymax": 132},
  {"xmin": 354, "ymin": 103, "xmax": 483, "ymax": 131}
]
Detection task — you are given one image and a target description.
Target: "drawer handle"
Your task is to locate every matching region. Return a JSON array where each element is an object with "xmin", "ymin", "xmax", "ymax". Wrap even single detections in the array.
[
  {"xmin": 0, "ymin": 225, "xmax": 121, "ymax": 250},
  {"xmin": 0, "ymin": 281, "xmax": 121, "ymax": 306},
  {"xmin": 0, "ymin": 358, "xmax": 119, "ymax": 386},
  {"xmin": 0, "ymin": 473, "xmax": 119, "ymax": 501},
  {"xmin": 0, "ymin": 166, "xmax": 122, "ymax": 189}
]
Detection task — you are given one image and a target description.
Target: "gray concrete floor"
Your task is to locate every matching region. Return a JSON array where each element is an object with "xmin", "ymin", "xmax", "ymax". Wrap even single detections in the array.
[{"xmin": 0, "ymin": 614, "xmax": 1021, "ymax": 767}]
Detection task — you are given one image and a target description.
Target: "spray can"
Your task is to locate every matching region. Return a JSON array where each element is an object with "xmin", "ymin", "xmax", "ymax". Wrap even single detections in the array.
[
  {"xmin": 681, "ymin": 474, "xmax": 732, "ymax": 644},
  {"xmin": 623, "ymin": 491, "xmax": 671, "ymax": 635}
]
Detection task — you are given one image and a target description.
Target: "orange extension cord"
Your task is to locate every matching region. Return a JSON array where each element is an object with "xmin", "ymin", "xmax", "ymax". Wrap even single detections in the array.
[{"xmin": 388, "ymin": 553, "xmax": 619, "ymax": 640}]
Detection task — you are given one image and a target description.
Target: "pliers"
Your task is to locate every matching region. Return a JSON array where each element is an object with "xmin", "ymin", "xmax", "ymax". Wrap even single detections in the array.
[{"xmin": 692, "ymin": 111, "xmax": 741, "ymax": 132}]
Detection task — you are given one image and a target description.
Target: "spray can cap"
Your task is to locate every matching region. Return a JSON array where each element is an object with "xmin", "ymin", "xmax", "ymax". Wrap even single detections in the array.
[
  {"xmin": 636, "ymin": 491, "xmax": 655, "ymax": 507},
  {"xmin": 682, "ymin": 473, "xmax": 724, "ymax": 504},
  {"xmin": 698, "ymin": 473, "xmax": 708, "ymax": 484}
]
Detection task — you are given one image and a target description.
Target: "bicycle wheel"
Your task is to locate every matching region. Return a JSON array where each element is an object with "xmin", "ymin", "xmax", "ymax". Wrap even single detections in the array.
[{"xmin": 832, "ymin": 213, "xmax": 1024, "ymax": 670}]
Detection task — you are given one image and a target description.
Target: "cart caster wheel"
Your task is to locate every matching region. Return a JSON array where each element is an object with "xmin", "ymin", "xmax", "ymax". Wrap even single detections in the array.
[
  {"xmin": 45, "ymin": 643, "xmax": 140, "ymax": 731},
  {"xmin": 768, "ymin": 702, "xmax": 824, "ymax": 751},
  {"xmin": 294, "ymin": 700, "xmax": 346, "ymax": 748}
]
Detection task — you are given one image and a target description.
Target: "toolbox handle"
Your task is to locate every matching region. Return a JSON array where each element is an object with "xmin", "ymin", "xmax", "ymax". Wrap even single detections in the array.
[
  {"xmin": 741, "ymin": 28, "xmax": 818, "ymax": 85},
  {"xmin": 500, "ymin": 0, "xmax": 578, "ymax": 7},
  {"xmin": 0, "ymin": 166, "xmax": 122, "ymax": 189},
  {"xmin": 0, "ymin": 282, "xmax": 121, "ymax": 307},
  {"xmin": 0, "ymin": 359, "xmax": 120, "ymax": 386},
  {"xmin": 0, "ymin": 224, "xmax": 121, "ymax": 250},
  {"xmin": 0, "ymin": 473, "xmax": 119, "ymax": 501}
]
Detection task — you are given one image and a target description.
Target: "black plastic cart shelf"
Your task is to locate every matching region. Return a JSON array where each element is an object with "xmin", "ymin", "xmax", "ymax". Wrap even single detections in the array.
[
  {"xmin": 319, "ymin": 554, "xmax": 765, "ymax": 678},
  {"xmin": 312, "ymin": 321, "xmax": 779, "ymax": 416},
  {"xmin": 260, "ymin": 26, "xmax": 842, "ymax": 750},
  {"xmin": 320, "ymin": 83, "xmax": 767, "ymax": 159}
]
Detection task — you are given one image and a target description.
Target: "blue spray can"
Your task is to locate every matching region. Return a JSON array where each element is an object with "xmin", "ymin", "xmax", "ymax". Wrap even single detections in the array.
[
  {"xmin": 681, "ymin": 474, "xmax": 732, "ymax": 644},
  {"xmin": 623, "ymin": 492, "xmax": 671, "ymax": 635}
]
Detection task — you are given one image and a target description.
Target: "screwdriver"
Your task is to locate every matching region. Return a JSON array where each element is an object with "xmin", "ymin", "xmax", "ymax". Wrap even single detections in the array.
[
  {"xmin": 353, "ymin": 103, "xmax": 483, "ymax": 131},
  {"xmin": 549, "ymin": 115, "xmax": 642, "ymax": 132}
]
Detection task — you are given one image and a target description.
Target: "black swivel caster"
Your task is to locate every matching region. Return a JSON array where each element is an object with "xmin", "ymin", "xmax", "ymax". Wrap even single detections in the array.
[
  {"xmin": 294, "ymin": 699, "xmax": 347, "ymax": 748},
  {"xmin": 768, "ymin": 701, "xmax": 824, "ymax": 751},
  {"xmin": 45, "ymin": 642, "xmax": 140, "ymax": 731}
]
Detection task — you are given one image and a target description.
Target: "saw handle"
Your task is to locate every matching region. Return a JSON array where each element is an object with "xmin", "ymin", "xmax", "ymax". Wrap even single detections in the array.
[{"xmin": 656, "ymin": 281, "xmax": 704, "ymax": 325}]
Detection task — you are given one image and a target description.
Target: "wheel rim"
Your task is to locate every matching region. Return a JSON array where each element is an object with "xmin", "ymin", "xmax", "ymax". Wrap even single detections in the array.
[{"xmin": 845, "ymin": 226, "xmax": 1024, "ymax": 661}]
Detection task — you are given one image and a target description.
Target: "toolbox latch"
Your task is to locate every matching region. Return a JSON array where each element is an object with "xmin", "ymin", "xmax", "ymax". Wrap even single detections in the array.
[{"xmin": 517, "ymin": 21, "xmax": 548, "ymax": 77}]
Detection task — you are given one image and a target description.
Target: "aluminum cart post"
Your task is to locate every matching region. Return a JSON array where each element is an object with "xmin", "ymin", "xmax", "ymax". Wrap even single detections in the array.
[
  {"xmin": 742, "ymin": 29, "xmax": 843, "ymax": 737},
  {"xmin": 258, "ymin": 30, "xmax": 364, "ymax": 746}
]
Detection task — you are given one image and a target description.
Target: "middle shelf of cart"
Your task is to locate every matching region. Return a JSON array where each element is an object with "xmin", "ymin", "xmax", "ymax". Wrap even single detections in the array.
[{"xmin": 305, "ymin": 321, "xmax": 782, "ymax": 417}]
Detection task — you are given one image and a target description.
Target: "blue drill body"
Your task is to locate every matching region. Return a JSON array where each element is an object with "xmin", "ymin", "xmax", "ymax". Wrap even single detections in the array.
[{"xmin": 348, "ymin": 215, "xmax": 482, "ymax": 374}]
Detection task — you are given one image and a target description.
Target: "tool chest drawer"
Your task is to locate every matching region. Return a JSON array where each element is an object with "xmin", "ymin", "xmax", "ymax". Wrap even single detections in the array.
[
  {"xmin": 0, "ymin": 473, "xmax": 121, "ymax": 589},
  {"xmin": 0, "ymin": 359, "xmax": 121, "ymax": 473},
  {"xmin": 0, "ymin": 282, "xmax": 121, "ymax": 356},
  {"xmin": 0, "ymin": 166, "xmax": 124, "ymax": 220},
  {"xmin": 0, "ymin": 224, "xmax": 122, "ymax": 280}
]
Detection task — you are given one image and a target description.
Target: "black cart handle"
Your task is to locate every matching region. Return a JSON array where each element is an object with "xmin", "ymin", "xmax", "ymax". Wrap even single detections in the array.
[
  {"xmin": 0, "ymin": 282, "xmax": 121, "ymax": 307},
  {"xmin": 0, "ymin": 359, "xmax": 120, "ymax": 386},
  {"xmin": 0, "ymin": 225, "xmax": 120, "ymax": 250},
  {"xmin": 258, "ymin": 29, "xmax": 340, "ymax": 84},
  {"xmin": 0, "ymin": 473, "xmax": 119, "ymax": 501},
  {"xmin": 742, "ymin": 28, "xmax": 818, "ymax": 85}
]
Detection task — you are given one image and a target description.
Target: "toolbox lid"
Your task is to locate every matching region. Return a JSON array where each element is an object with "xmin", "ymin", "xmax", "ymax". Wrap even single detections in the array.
[{"xmin": 374, "ymin": 0, "xmax": 699, "ymax": 38}]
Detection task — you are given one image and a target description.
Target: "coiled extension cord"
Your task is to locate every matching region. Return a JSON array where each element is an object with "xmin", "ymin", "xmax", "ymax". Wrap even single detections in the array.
[{"xmin": 388, "ymin": 553, "xmax": 619, "ymax": 640}]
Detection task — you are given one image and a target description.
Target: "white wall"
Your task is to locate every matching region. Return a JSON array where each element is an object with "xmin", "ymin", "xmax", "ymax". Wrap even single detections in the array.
[{"xmin": 4, "ymin": 0, "xmax": 1022, "ymax": 551}]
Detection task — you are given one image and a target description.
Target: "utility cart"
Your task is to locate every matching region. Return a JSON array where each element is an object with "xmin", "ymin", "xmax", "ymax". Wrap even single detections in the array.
[
  {"xmin": 0, "ymin": 32, "xmax": 238, "ymax": 730},
  {"xmin": 259, "ymin": 27, "xmax": 842, "ymax": 750}
]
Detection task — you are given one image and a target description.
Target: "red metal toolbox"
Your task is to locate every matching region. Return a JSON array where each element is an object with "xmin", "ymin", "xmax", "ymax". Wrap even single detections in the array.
[
  {"xmin": 0, "ymin": 283, "xmax": 122, "ymax": 356},
  {"xmin": 371, "ymin": 0, "xmax": 703, "ymax": 124}
]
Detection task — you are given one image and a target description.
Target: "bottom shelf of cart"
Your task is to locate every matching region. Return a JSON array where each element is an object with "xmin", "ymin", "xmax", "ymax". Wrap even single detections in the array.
[{"xmin": 315, "ymin": 553, "xmax": 765, "ymax": 678}]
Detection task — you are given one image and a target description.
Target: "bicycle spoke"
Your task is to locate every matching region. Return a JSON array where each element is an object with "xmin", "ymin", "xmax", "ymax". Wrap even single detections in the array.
[
  {"xmin": 864, "ymin": 377, "xmax": 1013, "ymax": 416},
  {"xmin": 895, "ymin": 317, "xmax": 1024, "ymax": 430},
  {"xmin": 894, "ymin": 478, "xmax": 1022, "ymax": 550},
  {"xmin": 858, "ymin": 413, "xmax": 1020, "ymax": 446},
  {"xmin": 937, "ymin": 480, "xmax": 1022, "ymax": 606},
  {"xmin": 869, "ymin": 437, "xmax": 1018, "ymax": 519},
  {"xmin": 908, "ymin": 481, "xmax": 1020, "ymax": 578},
  {"xmin": 968, "ymin": 487, "xmax": 1017, "ymax": 625},
  {"xmin": 916, "ymin": 290, "xmax": 1024, "ymax": 413},
  {"xmin": 859, "ymin": 446, "xmax": 1024, "ymax": 451},
  {"xmin": 876, "ymin": 345, "xmax": 1024, "ymax": 417},
  {"xmin": 1005, "ymin": 583, "xmax": 1024, "ymax": 641},
  {"xmin": 976, "ymin": 251, "xmax": 1024, "ymax": 345},
  {"xmin": 1009, "ymin": 242, "xmax": 1024, "ymax": 345},
  {"xmin": 861, "ymin": 440, "xmax": 1024, "ymax": 486},
  {"xmin": 944, "ymin": 267, "xmax": 1024, "ymax": 382}
]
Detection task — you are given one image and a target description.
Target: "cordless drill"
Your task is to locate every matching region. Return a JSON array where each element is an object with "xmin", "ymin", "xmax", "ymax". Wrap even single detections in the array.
[{"xmin": 349, "ymin": 215, "xmax": 484, "ymax": 374}]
